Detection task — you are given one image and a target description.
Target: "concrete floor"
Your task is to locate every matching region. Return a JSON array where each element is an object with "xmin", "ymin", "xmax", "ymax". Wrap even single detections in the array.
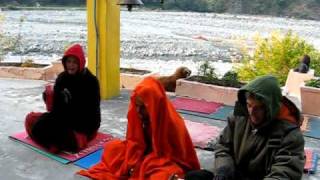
[{"xmin": 0, "ymin": 78, "xmax": 318, "ymax": 180}]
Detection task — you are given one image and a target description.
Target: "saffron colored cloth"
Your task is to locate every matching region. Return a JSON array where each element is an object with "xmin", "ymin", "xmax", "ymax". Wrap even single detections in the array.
[{"xmin": 78, "ymin": 77, "xmax": 200, "ymax": 180}]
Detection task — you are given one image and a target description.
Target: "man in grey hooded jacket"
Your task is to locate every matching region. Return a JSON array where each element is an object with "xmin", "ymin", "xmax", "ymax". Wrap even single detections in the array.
[{"xmin": 185, "ymin": 75, "xmax": 305, "ymax": 180}]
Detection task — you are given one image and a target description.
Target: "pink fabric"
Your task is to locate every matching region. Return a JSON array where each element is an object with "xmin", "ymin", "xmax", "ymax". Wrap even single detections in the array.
[
  {"xmin": 172, "ymin": 97, "xmax": 222, "ymax": 114},
  {"xmin": 304, "ymin": 149, "xmax": 314, "ymax": 170},
  {"xmin": 184, "ymin": 120, "xmax": 221, "ymax": 148},
  {"xmin": 10, "ymin": 131, "xmax": 114, "ymax": 162}
]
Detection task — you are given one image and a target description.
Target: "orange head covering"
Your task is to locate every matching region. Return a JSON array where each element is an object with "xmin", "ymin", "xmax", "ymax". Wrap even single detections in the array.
[{"xmin": 78, "ymin": 77, "xmax": 200, "ymax": 180}]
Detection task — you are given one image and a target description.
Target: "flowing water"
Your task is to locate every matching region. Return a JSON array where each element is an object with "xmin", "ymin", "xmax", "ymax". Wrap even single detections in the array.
[{"xmin": 1, "ymin": 10, "xmax": 320, "ymax": 75}]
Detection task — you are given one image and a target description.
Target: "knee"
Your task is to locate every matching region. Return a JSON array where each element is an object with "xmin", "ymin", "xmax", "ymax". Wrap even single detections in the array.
[{"xmin": 25, "ymin": 112, "xmax": 42, "ymax": 137}]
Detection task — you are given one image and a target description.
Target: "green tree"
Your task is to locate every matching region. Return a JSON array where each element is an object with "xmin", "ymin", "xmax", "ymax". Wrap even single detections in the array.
[
  {"xmin": 0, "ymin": 14, "xmax": 26, "ymax": 62},
  {"xmin": 235, "ymin": 31, "xmax": 320, "ymax": 85},
  {"xmin": 207, "ymin": 0, "xmax": 227, "ymax": 12}
]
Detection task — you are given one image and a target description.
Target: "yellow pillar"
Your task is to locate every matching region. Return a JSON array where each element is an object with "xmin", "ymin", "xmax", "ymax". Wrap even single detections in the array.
[{"xmin": 87, "ymin": 0, "xmax": 120, "ymax": 99}]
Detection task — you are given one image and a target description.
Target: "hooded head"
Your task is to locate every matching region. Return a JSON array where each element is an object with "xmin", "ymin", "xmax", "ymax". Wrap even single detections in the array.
[
  {"xmin": 301, "ymin": 54, "xmax": 311, "ymax": 67},
  {"xmin": 62, "ymin": 44, "xmax": 86, "ymax": 74},
  {"xmin": 237, "ymin": 75, "xmax": 282, "ymax": 128}
]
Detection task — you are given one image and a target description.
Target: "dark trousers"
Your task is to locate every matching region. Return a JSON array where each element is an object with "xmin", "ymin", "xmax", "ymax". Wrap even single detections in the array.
[
  {"xmin": 25, "ymin": 112, "xmax": 79, "ymax": 153},
  {"xmin": 185, "ymin": 169, "xmax": 214, "ymax": 180}
]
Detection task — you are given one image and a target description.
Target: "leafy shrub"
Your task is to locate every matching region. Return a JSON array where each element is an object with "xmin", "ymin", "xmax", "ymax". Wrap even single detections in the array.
[
  {"xmin": 189, "ymin": 61, "xmax": 244, "ymax": 88},
  {"xmin": 305, "ymin": 79, "xmax": 320, "ymax": 88},
  {"xmin": 221, "ymin": 71, "xmax": 243, "ymax": 87},
  {"xmin": 0, "ymin": 14, "xmax": 24, "ymax": 62},
  {"xmin": 235, "ymin": 31, "xmax": 320, "ymax": 85},
  {"xmin": 197, "ymin": 60, "xmax": 218, "ymax": 82},
  {"xmin": 21, "ymin": 59, "xmax": 35, "ymax": 67},
  {"xmin": 0, "ymin": 14, "xmax": 16, "ymax": 61}
]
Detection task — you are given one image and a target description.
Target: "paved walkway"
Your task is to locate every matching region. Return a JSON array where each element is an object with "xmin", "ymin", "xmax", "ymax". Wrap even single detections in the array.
[{"xmin": 0, "ymin": 78, "xmax": 318, "ymax": 179}]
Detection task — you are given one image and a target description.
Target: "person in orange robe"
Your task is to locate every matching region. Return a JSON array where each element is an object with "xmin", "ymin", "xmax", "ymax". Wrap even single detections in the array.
[{"xmin": 78, "ymin": 77, "xmax": 200, "ymax": 180}]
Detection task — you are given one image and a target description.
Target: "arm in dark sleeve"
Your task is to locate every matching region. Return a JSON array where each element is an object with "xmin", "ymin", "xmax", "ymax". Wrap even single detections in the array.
[
  {"xmin": 78, "ymin": 75, "xmax": 101, "ymax": 135},
  {"xmin": 87, "ymin": 76, "xmax": 100, "ymax": 111},
  {"xmin": 263, "ymin": 129, "xmax": 305, "ymax": 180},
  {"xmin": 213, "ymin": 117, "xmax": 236, "ymax": 179},
  {"xmin": 51, "ymin": 73, "xmax": 67, "ymax": 114},
  {"xmin": 298, "ymin": 64, "xmax": 309, "ymax": 73}
]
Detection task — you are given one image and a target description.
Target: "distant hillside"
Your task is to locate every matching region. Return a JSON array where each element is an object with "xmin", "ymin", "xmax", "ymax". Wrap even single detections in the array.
[
  {"xmin": 146, "ymin": 0, "xmax": 320, "ymax": 20},
  {"xmin": 0, "ymin": 0, "xmax": 85, "ymax": 6},
  {"xmin": 1, "ymin": 0, "xmax": 320, "ymax": 20}
]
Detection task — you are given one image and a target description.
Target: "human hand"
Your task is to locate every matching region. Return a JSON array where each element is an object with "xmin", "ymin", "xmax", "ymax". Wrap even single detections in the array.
[{"xmin": 61, "ymin": 88, "xmax": 72, "ymax": 104}]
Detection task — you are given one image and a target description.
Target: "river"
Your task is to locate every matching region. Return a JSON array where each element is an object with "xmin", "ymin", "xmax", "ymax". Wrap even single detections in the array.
[{"xmin": 1, "ymin": 10, "xmax": 320, "ymax": 75}]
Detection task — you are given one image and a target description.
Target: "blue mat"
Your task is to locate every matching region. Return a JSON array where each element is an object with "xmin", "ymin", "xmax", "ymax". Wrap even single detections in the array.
[
  {"xmin": 178, "ymin": 105, "xmax": 234, "ymax": 121},
  {"xmin": 304, "ymin": 117, "xmax": 320, "ymax": 139},
  {"xmin": 74, "ymin": 149, "xmax": 103, "ymax": 169},
  {"xmin": 309, "ymin": 153, "xmax": 318, "ymax": 174},
  {"xmin": 210, "ymin": 106, "xmax": 234, "ymax": 120}
]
